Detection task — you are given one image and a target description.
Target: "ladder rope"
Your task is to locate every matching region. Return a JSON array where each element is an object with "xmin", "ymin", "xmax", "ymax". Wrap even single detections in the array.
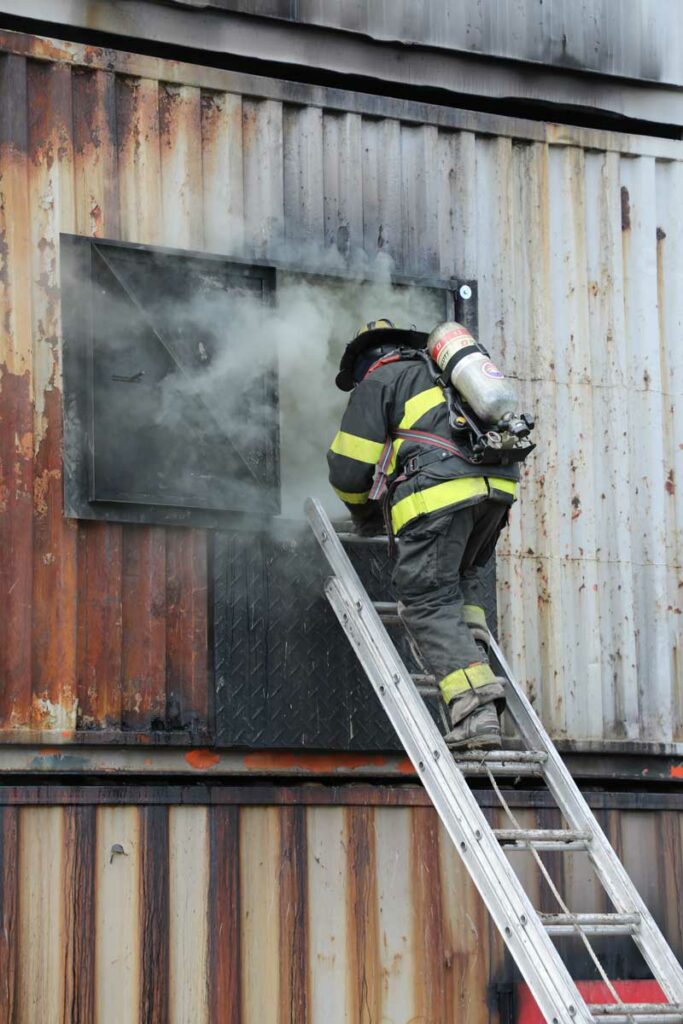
[{"xmin": 483, "ymin": 762, "xmax": 632, "ymax": 1020}]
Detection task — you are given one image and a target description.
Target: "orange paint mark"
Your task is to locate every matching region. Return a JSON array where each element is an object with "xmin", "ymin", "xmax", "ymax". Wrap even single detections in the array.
[
  {"xmin": 670, "ymin": 765, "xmax": 683, "ymax": 779},
  {"xmin": 184, "ymin": 748, "xmax": 221, "ymax": 770},
  {"xmin": 243, "ymin": 751, "xmax": 388, "ymax": 773},
  {"xmin": 61, "ymin": 730, "xmax": 71, "ymax": 738},
  {"xmin": 396, "ymin": 757, "xmax": 417, "ymax": 775},
  {"xmin": 36, "ymin": 747, "xmax": 61, "ymax": 756}
]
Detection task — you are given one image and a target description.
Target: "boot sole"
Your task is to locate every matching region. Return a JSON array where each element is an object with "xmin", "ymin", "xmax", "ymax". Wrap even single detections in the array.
[{"xmin": 446, "ymin": 730, "xmax": 502, "ymax": 752}]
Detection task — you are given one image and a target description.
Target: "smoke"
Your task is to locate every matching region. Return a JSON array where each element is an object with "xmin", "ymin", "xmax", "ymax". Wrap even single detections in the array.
[
  {"xmin": 146, "ymin": 252, "xmax": 446, "ymax": 519},
  {"xmin": 63, "ymin": 239, "xmax": 446, "ymax": 524},
  {"xmin": 266, "ymin": 270, "xmax": 445, "ymax": 518}
]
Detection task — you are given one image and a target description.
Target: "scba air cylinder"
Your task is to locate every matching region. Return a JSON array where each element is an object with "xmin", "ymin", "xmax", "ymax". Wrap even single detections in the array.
[{"xmin": 426, "ymin": 321, "xmax": 517, "ymax": 425}]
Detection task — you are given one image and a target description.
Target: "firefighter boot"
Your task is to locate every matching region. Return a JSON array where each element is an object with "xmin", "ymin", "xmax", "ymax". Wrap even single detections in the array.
[{"xmin": 444, "ymin": 680, "xmax": 506, "ymax": 750}]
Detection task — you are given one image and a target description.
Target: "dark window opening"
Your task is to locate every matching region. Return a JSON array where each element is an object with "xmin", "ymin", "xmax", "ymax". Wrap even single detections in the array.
[{"xmin": 61, "ymin": 235, "xmax": 279, "ymax": 529}]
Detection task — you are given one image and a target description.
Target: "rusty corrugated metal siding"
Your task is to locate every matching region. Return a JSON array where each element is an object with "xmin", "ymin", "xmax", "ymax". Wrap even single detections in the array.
[
  {"xmin": 0, "ymin": 785, "xmax": 682, "ymax": 1023},
  {"xmin": 0, "ymin": 29, "xmax": 682, "ymax": 747},
  {"xmin": 0, "ymin": 43, "xmax": 210, "ymax": 739}
]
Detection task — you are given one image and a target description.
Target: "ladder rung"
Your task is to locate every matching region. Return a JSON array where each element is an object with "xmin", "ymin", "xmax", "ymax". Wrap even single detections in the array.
[
  {"xmin": 494, "ymin": 828, "xmax": 591, "ymax": 851},
  {"xmin": 589, "ymin": 1005, "xmax": 683, "ymax": 1023},
  {"xmin": 373, "ymin": 601, "xmax": 401, "ymax": 624},
  {"xmin": 411, "ymin": 672, "xmax": 436, "ymax": 684},
  {"xmin": 453, "ymin": 761, "xmax": 546, "ymax": 778},
  {"xmin": 336, "ymin": 532, "xmax": 391, "ymax": 546},
  {"xmin": 452, "ymin": 750, "xmax": 547, "ymax": 763},
  {"xmin": 410, "ymin": 673, "xmax": 440, "ymax": 698},
  {"xmin": 450, "ymin": 749, "xmax": 547, "ymax": 777},
  {"xmin": 590, "ymin": 1016, "xmax": 683, "ymax": 1024},
  {"xmin": 541, "ymin": 912, "xmax": 640, "ymax": 936}
]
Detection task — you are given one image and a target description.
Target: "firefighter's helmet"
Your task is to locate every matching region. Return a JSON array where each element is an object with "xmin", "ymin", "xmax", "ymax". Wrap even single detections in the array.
[{"xmin": 335, "ymin": 319, "xmax": 427, "ymax": 391}]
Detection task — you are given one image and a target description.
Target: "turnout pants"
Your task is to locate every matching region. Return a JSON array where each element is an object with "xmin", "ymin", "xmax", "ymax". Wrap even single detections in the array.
[{"xmin": 391, "ymin": 500, "xmax": 509, "ymax": 720}]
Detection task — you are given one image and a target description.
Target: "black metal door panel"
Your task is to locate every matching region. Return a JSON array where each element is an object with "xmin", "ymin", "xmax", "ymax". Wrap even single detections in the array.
[{"xmin": 213, "ymin": 525, "xmax": 498, "ymax": 751}]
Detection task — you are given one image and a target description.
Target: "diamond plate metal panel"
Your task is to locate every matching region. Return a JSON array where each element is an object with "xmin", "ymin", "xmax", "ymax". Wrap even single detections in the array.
[{"xmin": 213, "ymin": 528, "xmax": 497, "ymax": 751}]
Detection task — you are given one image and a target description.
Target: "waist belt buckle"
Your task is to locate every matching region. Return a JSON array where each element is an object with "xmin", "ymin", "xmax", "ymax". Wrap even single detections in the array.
[{"xmin": 405, "ymin": 455, "xmax": 420, "ymax": 476}]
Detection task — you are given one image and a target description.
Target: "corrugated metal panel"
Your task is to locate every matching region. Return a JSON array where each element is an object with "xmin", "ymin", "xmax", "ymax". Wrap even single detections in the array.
[
  {"xmin": 0, "ymin": 30, "xmax": 682, "ymax": 748},
  {"xmin": 0, "ymin": 788, "xmax": 681, "ymax": 1022},
  {"xmin": 10, "ymin": 1, "xmax": 683, "ymax": 130},
  {"xmin": 182, "ymin": 0, "xmax": 683, "ymax": 87}
]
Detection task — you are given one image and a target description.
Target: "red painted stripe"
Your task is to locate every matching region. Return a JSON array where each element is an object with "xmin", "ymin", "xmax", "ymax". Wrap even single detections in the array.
[
  {"xmin": 516, "ymin": 980, "xmax": 667, "ymax": 1022},
  {"xmin": 431, "ymin": 326, "xmax": 471, "ymax": 361}
]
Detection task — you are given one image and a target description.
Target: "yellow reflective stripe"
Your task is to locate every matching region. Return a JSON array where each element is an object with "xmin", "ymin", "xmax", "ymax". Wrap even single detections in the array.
[
  {"xmin": 333, "ymin": 487, "xmax": 370, "ymax": 505},
  {"xmin": 439, "ymin": 662, "xmax": 497, "ymax": 704},
  {"xmin": 463, "ymin": 604, "xmax": 487, "ymax": 630},
  {"xmin": 391, "ymin": 477, "xmax": 488, "ymax": 532},
  {"xmin": 399, "ymin": 386, "xmax": 445, "ymax": 430},
  {"xmin": 330, "ymin": 431, "xmax": 385, "ymax": 464},
  {"xmin": 489, "ymin": 477, "xmax": 518, "ymax": 498}
]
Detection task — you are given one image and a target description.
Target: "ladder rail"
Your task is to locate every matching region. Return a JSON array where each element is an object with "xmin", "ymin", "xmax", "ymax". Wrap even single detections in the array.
[
  {"xmin": 491, "ymin": 636, "xmax": 683, "ymax": 1004},
  {"xmin": 309, "ymin": 498, "xmax": 683, "ymax": 1020},
  {"xmin": 325, "ymin": 577, "xmax": 592, "ymax": 1024},
  {"xmin": 307, "ymin": 498, "xmax": 593, "ymax": 1024}
]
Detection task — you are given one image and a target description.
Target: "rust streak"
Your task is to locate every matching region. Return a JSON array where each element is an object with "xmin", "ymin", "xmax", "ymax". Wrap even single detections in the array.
[
  {"xmin": 76, "ymin": 523, "xmax": 123, "ymax": 731},
  {"xmin": 0, "ymin": 807, "xmax": 18, "ymax": 1020},
  {"xmin": 165, "ymin": 529, "xmax": 209, "ymax": 735},
  {"xmin": 139, "ymin": 806, "xmax": 170, "ymax": 1024},
  {"xmin": 0, "ymin": 368, "xmax": 33, "ymax": 729},
  {"xmin": 63, "ymin": 805, "xmax": 96, "ymax": 1023},
  {"xmin": 122, "ymin": 528, "xmax": 167, "ymax": 731},
  {"xmin": 279, "ymin": 805, "xmax": 309, "ymax": 1024},
  {"xmin": 345, "ymin": 806, "xmax": 381, "ymax": 1024},
  {"xmin": 209, "ymin": 806, "xmax": 241, "ymax": 1024},
  {"xmin": 31, "ymin": 389, "xmax": 78, "ymax": 729},
  {"xmin": 411, "ymin": 807, "xmax": 447, "ymax": 1021},
  {"xmin": 242, "ymin": 751, "xmax": 389, "ymax": 774},
  {"xmin": 72, "ymin": 64, "xmax": 123, "ymax": 733},
  {"xmin": 620, "ymin": 185, "xmax": 631, "ymax": 231}
]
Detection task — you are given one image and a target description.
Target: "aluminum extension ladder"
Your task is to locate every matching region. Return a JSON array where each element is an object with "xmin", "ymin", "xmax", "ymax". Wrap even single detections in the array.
[{"xmin": 306, "ymin": 496, "xmax": 683, "ymax": 1024}]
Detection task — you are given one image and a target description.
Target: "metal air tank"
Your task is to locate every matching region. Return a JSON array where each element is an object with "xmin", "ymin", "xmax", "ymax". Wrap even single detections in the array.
[{"xmin": 426, "ymin": 321, "xmax": 517, "ymax": 425}]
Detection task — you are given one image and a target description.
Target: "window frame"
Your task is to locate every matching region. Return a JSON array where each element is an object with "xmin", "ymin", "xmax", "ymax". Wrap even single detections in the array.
[{"xmin": 61, "ymin": 233, "xmax": 279, "ymax": 530}]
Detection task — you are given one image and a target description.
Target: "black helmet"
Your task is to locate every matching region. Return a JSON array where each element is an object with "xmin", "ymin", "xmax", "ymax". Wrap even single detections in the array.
[{"xmin": 335, "ymin": 318, "xmax": 428, "ymax": 391}]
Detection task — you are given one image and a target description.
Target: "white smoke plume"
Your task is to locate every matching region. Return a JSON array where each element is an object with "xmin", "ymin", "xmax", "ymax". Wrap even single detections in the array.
[
  {"xmin": 153, "ymin": 254, "xmax": 446, "ymax": 519},
  {"xmin": 64, "ymin": 241, "xmax": 446, "ymax": 524}
]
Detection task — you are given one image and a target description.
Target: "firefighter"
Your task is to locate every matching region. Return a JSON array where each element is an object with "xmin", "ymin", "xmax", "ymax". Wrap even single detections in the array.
[{"xmin": 327, "ymin": 319, "xmax": 522, "ymax": 750}]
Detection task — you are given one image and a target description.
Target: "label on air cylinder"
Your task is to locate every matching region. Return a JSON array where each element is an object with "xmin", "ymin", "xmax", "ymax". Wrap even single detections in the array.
[
  {"xmin": 430, "ymin": 325, "xmax": 473, "ymax": 369},
  {"xmin": 481, "ymin": 361, "xmax": 504, "ymax": 379}
]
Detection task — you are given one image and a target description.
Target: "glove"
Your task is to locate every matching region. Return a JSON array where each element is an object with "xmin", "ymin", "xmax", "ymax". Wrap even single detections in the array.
[{"xmin": 350, "ymin": 500, "xmax": 385, "ymax": 537}]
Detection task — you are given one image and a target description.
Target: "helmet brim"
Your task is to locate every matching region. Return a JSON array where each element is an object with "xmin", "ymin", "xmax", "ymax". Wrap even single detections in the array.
[{"xmin": 335, "ymin": 328, "xmax": 429, "ymax": 391}]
